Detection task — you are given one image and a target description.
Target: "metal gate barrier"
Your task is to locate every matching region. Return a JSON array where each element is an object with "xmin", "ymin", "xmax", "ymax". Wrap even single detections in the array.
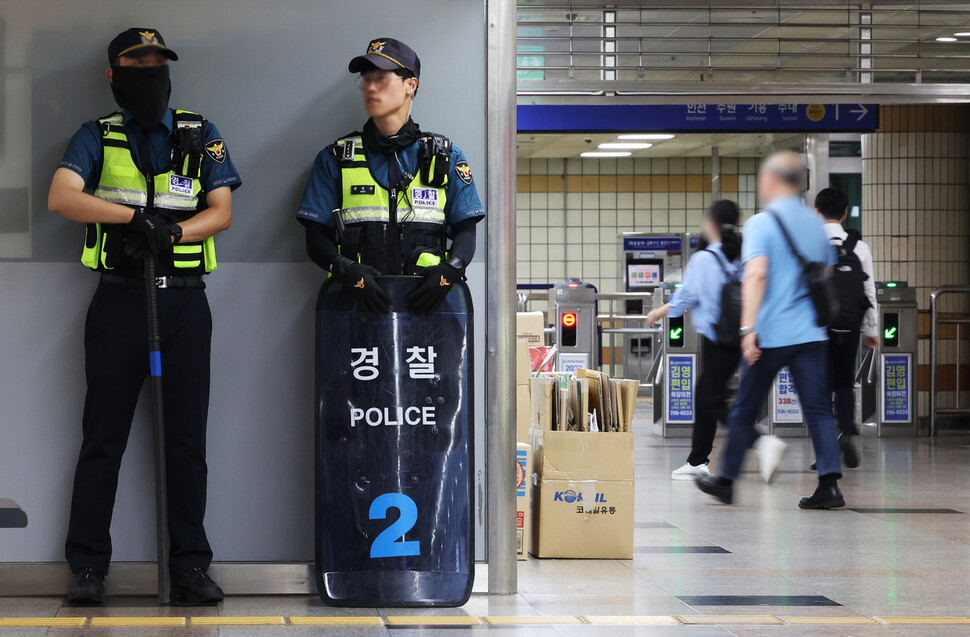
[
  {"xmin": 553, "ymin": 279, "xmax": 597, "ymax": 372},
  {"xmin": 930, "ymin": 286, "xmax": 970, "ymax": 436},
  {"xmin": 861, "ymin": 282, "xmax": 919, "ymax": 436},
  {"xmin": 650, "ymin": 283, "xmax": 700, "ymax": 437}
]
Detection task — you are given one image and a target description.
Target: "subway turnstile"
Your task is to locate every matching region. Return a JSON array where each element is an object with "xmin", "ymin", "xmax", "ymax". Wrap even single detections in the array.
[
  {"xmin": 553, "ymin": 278, "xmax": 597, "ymax": 373},
  {"xmin": 861, "ymin": 282, "xmax": 918, "ymax": 436},
  {"xmin": 652, "ymin": 283, "xmax": 701, "ymax": 437},
  {"xmin": 314, "ymin": 276, "xmax": 473, "ymax": 607}
]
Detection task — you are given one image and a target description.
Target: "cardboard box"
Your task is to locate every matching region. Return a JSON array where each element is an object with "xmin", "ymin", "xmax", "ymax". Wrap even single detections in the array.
[
  {"xmin": 529, "ymin": 429, "xmax": 634, "ymax": 559},
  {"xmin": 516, "ymin": 340, "xmax": 531, "ymax": 386},
  {"xmin": 516, "ymin": 311, "xmax": 545, "ymax": 347},
  {"xmin": 516, "ymin": 442, "xmax": 531, "ymax": 560},
  {"xmin": 516, "ymin": 384, "xmax": 531, "ymax": 446}
]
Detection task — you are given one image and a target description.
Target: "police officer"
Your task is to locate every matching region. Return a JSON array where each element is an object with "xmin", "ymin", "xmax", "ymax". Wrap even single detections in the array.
[
  {"xmin": 48, "ymin": 28, "xmax": 241, "ymax": 604},
  {"xmin": 297, "ymin": 38, "xmax": 484, "ymax": 312}
]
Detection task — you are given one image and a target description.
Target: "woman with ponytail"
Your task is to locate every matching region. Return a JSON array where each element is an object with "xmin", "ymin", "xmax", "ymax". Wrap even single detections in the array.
[{"xmin": 647, "ymin": 200, "xmax": 745, "ymax": 480}]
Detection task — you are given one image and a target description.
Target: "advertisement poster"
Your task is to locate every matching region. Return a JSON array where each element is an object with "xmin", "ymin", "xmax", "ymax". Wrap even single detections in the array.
[
  {"xmin": 882, "ymin": 354, "xmax": 912, "ymax": 423},
  {"xmin": 772, "ymin": 366, "xmax": 803, "ymax": 423},
  {"xmin": 665, "ymin": 354, "xmax": 696, "ymax": 424}
]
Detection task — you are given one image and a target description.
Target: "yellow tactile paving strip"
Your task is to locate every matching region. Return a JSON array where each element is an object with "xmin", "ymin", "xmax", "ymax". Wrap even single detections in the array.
[
  {"xmin": 1, "ymin": 614, "xmax": 970, "ymax": 627},
  {"xmin": 190, "ymin": 616, "xmax": 286, "ymax": 625}
]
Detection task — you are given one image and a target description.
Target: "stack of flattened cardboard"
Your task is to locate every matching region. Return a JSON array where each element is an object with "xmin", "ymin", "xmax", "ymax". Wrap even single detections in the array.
[
  {"xmin": 529, "ymin": 370, "xmax": 639, "ymax": 433},
  {"xmin": 576, "ymin": 369, "xmax": 639, "ymax": 433}
]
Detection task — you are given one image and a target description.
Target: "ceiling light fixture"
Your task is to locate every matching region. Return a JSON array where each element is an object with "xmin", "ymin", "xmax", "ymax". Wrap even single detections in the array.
[
  {"xmin": 598, "ymin": 142, "xmax": 653, "ymax": 150},
  {"xmin": 936, "ymin": 37, "xmax": 958, "ymax": 42},
  {"xmin": 616, "ymin": 134, "xmax": 675, "ymax": 140},
  {"xmin": 955, "ymin": 32, "xmax": 970, "ymax": 36},
  {"xmin": 580, "ymin": 151, "xmax": 632, "ymax": 158}
]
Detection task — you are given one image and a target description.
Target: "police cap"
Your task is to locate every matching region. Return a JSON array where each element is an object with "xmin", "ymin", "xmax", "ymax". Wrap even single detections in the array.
[
  {"xmin": 348, "ymin": 38, "xmax": 420, "ymax": 79},
  {"xmin": 108, "ymin": 28, "xmax": 179, "ymax": 65}
]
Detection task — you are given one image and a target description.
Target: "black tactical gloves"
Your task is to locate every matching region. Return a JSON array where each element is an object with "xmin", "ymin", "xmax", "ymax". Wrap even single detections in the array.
[
  {"xmin": 406, "ymin": 262, "xmax": 464, "ymax": 315},
  {"xmin": 333, "ymin": 256, "xmax": 392, "ymax": 314},
  {"xmin": 124, "ymin": 209, "xmax": 173, "ymax": 259}
]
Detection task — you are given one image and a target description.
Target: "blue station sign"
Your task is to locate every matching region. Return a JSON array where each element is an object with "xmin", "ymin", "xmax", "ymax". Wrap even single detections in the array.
[
  {"xmin": 518, "ymin": 103, "xmax": 878, "ymax": 133},
  {"xmin": 623, "ymin": 236, "xmax": 682, "ymax": 252}
]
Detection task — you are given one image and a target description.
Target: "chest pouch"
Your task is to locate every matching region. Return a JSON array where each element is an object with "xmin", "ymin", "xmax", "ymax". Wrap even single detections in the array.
[{"xmin": 418, "ymin": 135, "xmax": 451, "ymax": 189}]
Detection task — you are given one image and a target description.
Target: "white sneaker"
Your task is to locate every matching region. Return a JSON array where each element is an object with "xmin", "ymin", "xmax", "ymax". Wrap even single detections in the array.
[
  {"xmin": 754, "ymin": 435, "xmax": 788, "ymax": 484},
  {"xmin": 671, "ymin": 462, "xmax": 711, "ymax": 481}
]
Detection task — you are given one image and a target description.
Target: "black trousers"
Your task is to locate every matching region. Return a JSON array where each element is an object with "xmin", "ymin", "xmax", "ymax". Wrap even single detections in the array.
[
  {"xmin": 66, "ymin": 280, "xmax": 213, "ymax": 575},
  {"xmin": 687, "ymin": 336, "xmax": 742, "ymax": 467},
  {"xmin": 827, "ymin": 329, "xmax": 860, "ymax": 437}
]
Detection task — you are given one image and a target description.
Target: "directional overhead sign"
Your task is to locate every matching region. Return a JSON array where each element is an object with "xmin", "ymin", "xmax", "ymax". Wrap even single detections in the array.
[{"xmin": 518, "ymin": 103, "xmax": 879, "ymax": 132}]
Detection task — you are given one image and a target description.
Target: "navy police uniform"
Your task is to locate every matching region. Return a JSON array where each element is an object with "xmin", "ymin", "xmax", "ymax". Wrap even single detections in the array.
[
  {"xmin": 298, "ymin": 38, "xmax": 484, "ymax": 316},
  {"xmin": 59, "ymin": 30, "xmax": 240, "ymax": 581}
]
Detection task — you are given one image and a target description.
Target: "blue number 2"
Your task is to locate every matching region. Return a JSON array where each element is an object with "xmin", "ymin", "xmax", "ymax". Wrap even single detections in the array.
[{"xmin": 369, "ymin": 493, "xmax": 420, "ymax": 558}]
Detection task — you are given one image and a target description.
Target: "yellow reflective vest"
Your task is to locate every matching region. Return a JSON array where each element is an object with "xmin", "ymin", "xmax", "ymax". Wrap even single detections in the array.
[
  {"xmin": 333, "ymin": 133, "xmax": 448, "ymax": 274},
  {"xmin": 81, "ymin": 110, "xmax": 217, "ymax": 274}
]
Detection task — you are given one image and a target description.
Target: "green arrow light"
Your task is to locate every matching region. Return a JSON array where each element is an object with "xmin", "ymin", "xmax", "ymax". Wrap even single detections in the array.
[
  {"xmin": 884, "ymin": 327, "xmax": 897, "ymax": 339},
  {"xmin": 670, "ymin": 327, "xmax": 683, "ymax": 340}
]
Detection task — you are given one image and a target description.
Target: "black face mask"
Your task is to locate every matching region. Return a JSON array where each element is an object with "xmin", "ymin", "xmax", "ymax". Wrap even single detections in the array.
[{"xmin": 110, "ymin": 65, "xmax": 172, "ymax": 129}]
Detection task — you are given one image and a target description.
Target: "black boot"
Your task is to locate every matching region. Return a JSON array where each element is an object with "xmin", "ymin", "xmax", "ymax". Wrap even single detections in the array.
[
  {"xmin": 68, "ymin": 567, "xmax": 105, "ymax": 604},
  {"xmin": 695, "ymin": 475, "xmax": 734, "ymax": 505},
  {"xmin": 799, "ymin": 476, "xmax": 845, "ymax": 510},
  {"xmin": 839, "ymin": 433, "xmax": 860, "ymax": 469},
  {"xmin": 170, "ymin": 567, "xmax": 224, "ymax": 604}
]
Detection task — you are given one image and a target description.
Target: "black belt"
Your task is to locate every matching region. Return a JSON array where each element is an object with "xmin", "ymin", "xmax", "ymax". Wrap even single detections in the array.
[{"xmin": 100, "ymin": 274, "xmax": 206, "ymax": 290}]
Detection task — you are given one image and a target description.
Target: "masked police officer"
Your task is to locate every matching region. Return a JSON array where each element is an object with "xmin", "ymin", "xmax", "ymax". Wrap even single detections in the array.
[
  {"xmin": 298, "ymin": 38, "xmax": 484, "ymax": 313},
  {"xmin": 48, "ymin": 28, "xmax": 241, "ymax": 604}
]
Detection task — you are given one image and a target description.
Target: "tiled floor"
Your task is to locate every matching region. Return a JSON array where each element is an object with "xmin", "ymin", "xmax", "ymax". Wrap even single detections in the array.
[{"xmin": 4, "ymin": 415, "xmax": 970, "ymax": 635}]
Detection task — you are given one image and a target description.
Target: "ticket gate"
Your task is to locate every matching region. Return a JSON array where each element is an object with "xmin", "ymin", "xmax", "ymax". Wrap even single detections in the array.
[
  {"xmin": 621, "ymin": 233, "xmax": 689, "ymax": 384},
  {"xmin": 652, "ymin": 283, "xmax": 701, "ymax": 437},
  {"xmin": 861, "ymin": 282, "xmax": 918, "ymax": 436},
  {"xmin": 553, "ymin": 278, "xmax": 597, "ymax": 373}
]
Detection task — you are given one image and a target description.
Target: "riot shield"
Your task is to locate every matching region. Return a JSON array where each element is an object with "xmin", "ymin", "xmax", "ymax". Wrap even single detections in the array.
[{"xmin": 314, "ymin": 276, "xmax": 474, "ymax": 607}]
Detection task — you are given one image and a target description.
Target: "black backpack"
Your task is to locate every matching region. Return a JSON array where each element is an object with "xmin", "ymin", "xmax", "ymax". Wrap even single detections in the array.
[
  {"xmin": 704, "ymin": 249, "xmax": 742, "ymax": 347},
  {"xmin": 829, "ymin": 230, "xmax": 872, "ymax": 330},
  {"xmin": 768, "ymin": 211, "xmax": 840, "ymax": 327}
]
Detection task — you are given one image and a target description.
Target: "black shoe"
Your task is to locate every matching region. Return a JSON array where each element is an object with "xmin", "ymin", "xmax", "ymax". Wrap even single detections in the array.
[
  {"xmin": 695, "ymin": 475, "xmax": 733, "ymax": 505},
  {"xmin": 809, "ymin": 461, "xmax": 817, "ymax": 471},
  {"xmin": 839, "ymin": 433, "xmax": 860, "ymax": 469},
  {"xmin": 170, "ymin": 567, "xmax": 224, "ymax": 604},
  {"xmin": 68, "ymin": 567, "xmax": 105, "ymax": 604},
  {"xmin": 798, "ymin": 483, "xmax": 845, "ymax": 510}
]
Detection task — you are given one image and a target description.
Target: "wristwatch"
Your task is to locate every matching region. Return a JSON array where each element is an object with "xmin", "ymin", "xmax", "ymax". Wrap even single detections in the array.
[
  {"xmin": 738, "ymin": 326, "xmax": 755, "ymax": 337},
  {"xmin": 170, "ymin": 223, "xmax": 183, "ymax": 245}
]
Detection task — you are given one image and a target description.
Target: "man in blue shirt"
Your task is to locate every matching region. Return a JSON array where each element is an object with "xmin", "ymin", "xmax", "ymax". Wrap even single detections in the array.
[
  {"xmin": 48, "ymin": 28, "xmax": 241, "ymax": 604},
  {"xmin": 696, "ymin": 152, "xmax": 844, "ymax": 509},
  {"xmin": 298, "ymin": 38, "xmax": 485, "ymax": 314}
]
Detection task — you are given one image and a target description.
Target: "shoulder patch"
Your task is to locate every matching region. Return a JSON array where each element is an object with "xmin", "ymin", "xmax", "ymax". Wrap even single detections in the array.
[
  {"xmin": 455, "ymin": 160, "xmax": 472, "ymax": 185},
  {"xmin": 205, "ymin": 138, "xmax": 227, "ymax": 164}
]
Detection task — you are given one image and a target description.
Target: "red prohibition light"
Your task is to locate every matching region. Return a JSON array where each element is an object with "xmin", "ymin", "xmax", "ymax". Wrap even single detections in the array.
[{"xmin": 562, "ymin": 312, "xmax": 578, "ymax": 328}]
